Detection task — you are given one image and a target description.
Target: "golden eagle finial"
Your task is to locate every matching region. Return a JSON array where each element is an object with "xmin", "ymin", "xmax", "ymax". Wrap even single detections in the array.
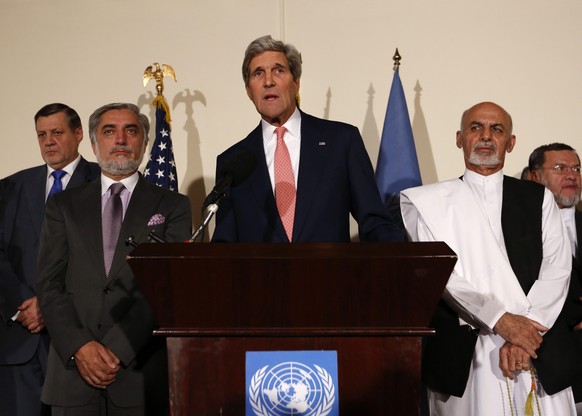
[{"xmin": 143, "ymin": 63, "xmax": 177, "ymax": 96}]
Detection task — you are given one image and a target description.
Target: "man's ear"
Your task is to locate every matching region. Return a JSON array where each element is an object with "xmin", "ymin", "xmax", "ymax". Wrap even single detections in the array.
[
  {"xmin": 529, "ymin": 169, "xmax": 541, "ymax": 183},
  {"xmin": 455, "ymin": 131, "xmax": 462, "ymax": 149},
  {"xmin": 75, "ymin": 127, "xmax": 83, "ymax": 144},
  {"xmin": 506, "ymin": 135, "xmax": 516, "ymax": 153}
]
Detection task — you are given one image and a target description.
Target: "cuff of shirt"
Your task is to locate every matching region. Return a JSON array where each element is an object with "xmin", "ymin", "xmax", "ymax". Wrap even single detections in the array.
[{"xmin": 479, "ymin": 300, "xmax": 507, "ymax": 332}]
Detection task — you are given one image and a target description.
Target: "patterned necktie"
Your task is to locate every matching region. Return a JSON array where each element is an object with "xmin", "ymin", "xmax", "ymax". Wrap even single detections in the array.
[
  {"xmin": 48, "ymin": 170, "xmax": 66, "ymax": 198},
  {"xmin": 102, "ymin": 183, "xmax": 125, "ymax": 275},
  {"xmin": 274, "ymin": 126, "xmax": 296, "ymax": 241}
]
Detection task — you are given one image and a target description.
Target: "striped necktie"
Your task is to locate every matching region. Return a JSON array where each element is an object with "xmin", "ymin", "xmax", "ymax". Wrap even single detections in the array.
[{"xmin": 48, "ymin": 170, "xmax": 66, "ymax": 198}]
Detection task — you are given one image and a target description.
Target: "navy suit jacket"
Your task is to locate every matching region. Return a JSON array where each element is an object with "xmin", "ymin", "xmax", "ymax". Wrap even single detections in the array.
[
  {"xmin": 37, "ymin": 175, "xmax": 191, "ymax": 409},
  {"xmin": 0, "ymin": 157, "xmax": 100, "ymax": 365},
  {"xmin": 212, "ymin": 112, "xmax": 402, "ymax": 242}
]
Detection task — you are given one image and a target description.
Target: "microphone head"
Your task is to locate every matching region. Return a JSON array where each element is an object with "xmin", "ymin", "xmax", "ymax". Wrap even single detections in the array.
[{"xmin": 219, "ymin": 148, "xmax": 257, "ymax": 187}]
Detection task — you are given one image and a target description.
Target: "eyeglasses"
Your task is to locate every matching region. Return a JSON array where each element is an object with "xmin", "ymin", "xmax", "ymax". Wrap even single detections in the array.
[{"xmin": 541, "ymin": 164, "xmax": 581, "ymax": 175}]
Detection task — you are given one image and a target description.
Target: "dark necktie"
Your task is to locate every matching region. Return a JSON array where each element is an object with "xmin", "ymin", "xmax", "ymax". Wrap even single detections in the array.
[
  {"xmin": 48, "ymin": 170, "xmax": 66, "ymax": 198},
  {"xmin": 102, "ymin": 183, "xmax": 125, "ymax": 275}
]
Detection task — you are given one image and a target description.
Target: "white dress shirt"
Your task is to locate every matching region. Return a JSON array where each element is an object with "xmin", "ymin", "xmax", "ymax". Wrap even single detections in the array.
[{"xmin": 261, "ymin": 108, "xmax": 302, "ymax": 192}]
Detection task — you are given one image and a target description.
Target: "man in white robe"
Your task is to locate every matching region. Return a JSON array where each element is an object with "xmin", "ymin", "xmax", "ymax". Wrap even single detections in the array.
[{"xmin": 401, "ymin": 102, "xmax": 575, "ymax": 415}]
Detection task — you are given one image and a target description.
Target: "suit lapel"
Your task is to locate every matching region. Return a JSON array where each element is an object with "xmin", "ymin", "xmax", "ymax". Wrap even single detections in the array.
[
  {"xmin": 245, "ymin": 125, "xmax": 288, "ymax": 241},
  {"xmin": 68, "ymin": 158, "xmax": 94, "ymax": 189},
  {"xmin": 24, "ymin": 166, "xmax": 48, "ymax": 239},
  {"xmin": 29, "ymin": 158, "xmax": 96, "ymax": 240},
  {"xmin": 107, "ymin": 177, "xmax": 162, "ymax": 278},
  {"xmin": 293, "ymin": 113, "xmax": 328, "ymax": 241},
  {"xmin": 74, "ymin": 179, "xmax": 105, "ymax": 277}
]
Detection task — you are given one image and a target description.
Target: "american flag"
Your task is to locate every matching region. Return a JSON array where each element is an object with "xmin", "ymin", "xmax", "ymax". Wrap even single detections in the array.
[{"xmin": 143, "ymin": 96, "xmax": 178, "ymax": 191}]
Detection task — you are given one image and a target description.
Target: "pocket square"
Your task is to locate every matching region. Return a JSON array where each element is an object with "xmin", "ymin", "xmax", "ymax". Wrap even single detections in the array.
[{"xmin": 147, "ymin": 213, "xmax": 165, "ymax": 226}]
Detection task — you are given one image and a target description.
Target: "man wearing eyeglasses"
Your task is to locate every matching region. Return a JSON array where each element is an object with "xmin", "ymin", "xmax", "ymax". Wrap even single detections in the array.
[{"xmin": 529, "ymin": 142, "xmax": 582, "ymax": 413}]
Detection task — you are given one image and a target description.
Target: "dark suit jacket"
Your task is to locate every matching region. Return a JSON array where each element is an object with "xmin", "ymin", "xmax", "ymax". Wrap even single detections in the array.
[
  {"xmin": 0, "ymin": 158, "xmax": 100, "ymax": 365},
  {"xmin": 559, "ymin": 209, "xmax": 582, "ymax": 401},
  {"xmin": 37, "ymin": 175, "xmax": 191, "ymax": 410},
  {"xmin": 212, "ymin": 111, "xmax": 402, "ymax": 242}
]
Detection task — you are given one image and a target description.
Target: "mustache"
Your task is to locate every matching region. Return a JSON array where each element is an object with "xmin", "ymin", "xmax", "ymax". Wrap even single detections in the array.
[
  {"xmin": 473, "ymin": 142, "xmax": 497, "ymax": 151},
  {"xmin": 109, "ymin": 145, "xmax": 134, "ymax": 155}
]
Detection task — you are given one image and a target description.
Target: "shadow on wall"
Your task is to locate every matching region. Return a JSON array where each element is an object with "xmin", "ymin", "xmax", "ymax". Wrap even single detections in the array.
[
  {"xmin": 323, "ymin": 86, "xmax": 332, "ymax": 121},
  {"xmin": 137, "ymin": 89, "xmax": 209, "ymax": 238},
  {"xmin": 359, "ymin": 79, "xmax": 438, "ymax": 186},
  {"xmin": 361, "ymin": 83, "xmax": 380, "ymax": 169},
  {"xmin": 172, "ymin": 89, "xmax": 208, "ymax": 232},
  {"xmin": 319, "ymin": 84, "xmax": 381, "ymax": 168},
  {"xmin": 412, "ymin": 80, "xmax": 438, "ymax": 185}
]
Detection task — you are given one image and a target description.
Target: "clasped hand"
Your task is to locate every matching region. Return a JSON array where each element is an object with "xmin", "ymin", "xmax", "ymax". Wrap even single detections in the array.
[
  {"xmin": 74, "ymin": 341, "xmax": 120, "ymax": 389},
  {"xmin": 494, "ymin": 312, "xmax": 548, "ymax": 379}
]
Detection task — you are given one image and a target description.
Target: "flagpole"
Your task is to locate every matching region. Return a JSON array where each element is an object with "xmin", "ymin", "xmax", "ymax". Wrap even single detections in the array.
[
  {"xmin": 393, "ymin": 48, "xmax": 401, "ymax": 70},
  {"xmin": 375, "ymin": 47, "xmax": 421, "ymax": 219},
  {"xmin": 142, "ymin": 63, "xmax": 180, "ymax": 191}
]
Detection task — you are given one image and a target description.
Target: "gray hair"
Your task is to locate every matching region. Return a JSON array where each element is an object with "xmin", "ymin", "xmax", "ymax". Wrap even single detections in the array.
[
  {"xmin": 88, "ymin": 102, "xmax": 149, "ymax": 144},
  {"xmin": 242, "ymin": 35, "xmax": 302, "ymax": 86}
]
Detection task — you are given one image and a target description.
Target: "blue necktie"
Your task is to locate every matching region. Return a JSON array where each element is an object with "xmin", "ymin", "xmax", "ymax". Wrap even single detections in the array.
[{"xmin": 48, "ymin": 170, "xmax": 66, "ymax": 198}]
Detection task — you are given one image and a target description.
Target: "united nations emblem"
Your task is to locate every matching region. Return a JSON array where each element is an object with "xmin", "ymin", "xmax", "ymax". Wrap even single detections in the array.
[{"xmin": 248, "ymin": 361, "xmax": 336, "ymax": 416}]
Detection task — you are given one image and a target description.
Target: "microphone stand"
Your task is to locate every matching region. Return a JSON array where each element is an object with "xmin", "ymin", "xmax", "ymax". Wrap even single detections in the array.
[{"xmin": 189, "ymin": 203, "xmax": 219, "ymax": 242}]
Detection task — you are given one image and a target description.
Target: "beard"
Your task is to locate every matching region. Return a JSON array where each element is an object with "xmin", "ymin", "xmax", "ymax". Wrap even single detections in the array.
[
  {"xmin": 551, "ymin": 186, "xmax": 581, "ymax": 208},
  {"xmin": 467, "ymin": 142, "xmax": 502, "ymax": 166},
  {"xmin": 96, "ymin": 145, "xmax": 144, "ymax": 177},
  {"xmin": 555, "ymin": 192, "xmax": 581, "ymax": 208},
  {"xmin": 538, "ymin": 177, "xmax": 581, "ymax": 208}
]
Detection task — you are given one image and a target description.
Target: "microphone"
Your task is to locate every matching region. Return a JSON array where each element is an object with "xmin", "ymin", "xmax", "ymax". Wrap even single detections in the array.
[
  {"xmin": 125, "ymin": 236, "xmax": 138, "ymax": 247},
  {"xmin": 124, "ymin": 231, "xmax": 166, "ymax": 247},
  {"xmin": 189, "ymin": 203, "xmax": 219, "ymax": 242},
  {"xmin": 190, "ymin": 149, "xmax": 257, "ymax": 242},
  {"xmin": 202, "ymin": 149, "xmax": 257, "ymax": 209},
  {"xmin": 148, "ymin": 231, "xmax": 165, "ymax": 243}
]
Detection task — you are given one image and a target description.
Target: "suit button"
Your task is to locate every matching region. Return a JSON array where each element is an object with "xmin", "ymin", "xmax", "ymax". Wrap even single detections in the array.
[
  {"xmin": 97, "ymin": 323, "xmax": 102, "ymax": 329},
  {"xmin": 104, "ymin": 287, "xmax": 112, "ymax": 294}
]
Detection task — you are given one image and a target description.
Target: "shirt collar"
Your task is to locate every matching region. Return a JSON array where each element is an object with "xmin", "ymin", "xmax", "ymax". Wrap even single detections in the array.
[
  {"xmin": 561, "ymin": 205, "xmax": 576, "ymax": 223},
  {"xmin": 100, "ymin": 171, "xmax": 140, "ymax": 196},
  {"xmin": 463, "ymin": 168, "xmax": 504, "ymax": 186},
  {"xmin": 260, "ymin": 107, "xmax": 301, "ymax": 142},
  {"xmin": 46, "ymin": 154, "xmax": 81, "ymax": 178}
]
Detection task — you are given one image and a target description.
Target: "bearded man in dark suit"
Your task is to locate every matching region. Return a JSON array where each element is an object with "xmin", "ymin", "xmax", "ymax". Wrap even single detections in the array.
[
  {"xmin": 37, "ymin": 103, "xmax": 192, "ymax": 415},
  {"xmin": 529, "ymin": 142, "xmax": 582, "ymax": 413}
]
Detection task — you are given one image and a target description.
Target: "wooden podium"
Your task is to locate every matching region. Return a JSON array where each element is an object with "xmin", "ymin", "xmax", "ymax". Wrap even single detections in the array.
[{"xmin": 128, "ymin": 242, "xmax": 456, "ymax": 415}]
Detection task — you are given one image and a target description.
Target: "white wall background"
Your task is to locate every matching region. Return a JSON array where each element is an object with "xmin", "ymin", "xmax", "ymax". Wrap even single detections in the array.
[{"xmin": 2, "ymin": 0, "xmax": 581, "ymax": 228}]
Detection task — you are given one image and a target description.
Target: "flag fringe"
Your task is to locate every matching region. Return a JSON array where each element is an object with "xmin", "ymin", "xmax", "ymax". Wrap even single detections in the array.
[{"xmin": 152, "ymin": 95, "xmax": 172, "ymax": 129}]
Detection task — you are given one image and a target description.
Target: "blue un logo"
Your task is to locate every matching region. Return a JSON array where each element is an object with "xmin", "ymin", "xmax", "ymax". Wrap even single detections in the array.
[{"xmin": 246, "ymin": 352, "xmax": 338, "ymax": 416}]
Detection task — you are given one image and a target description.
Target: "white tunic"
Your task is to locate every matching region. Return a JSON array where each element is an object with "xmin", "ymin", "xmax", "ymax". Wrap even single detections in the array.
[{"xmin": 401, "ymin": 170, "xmax": 574, "ymax": 416}]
